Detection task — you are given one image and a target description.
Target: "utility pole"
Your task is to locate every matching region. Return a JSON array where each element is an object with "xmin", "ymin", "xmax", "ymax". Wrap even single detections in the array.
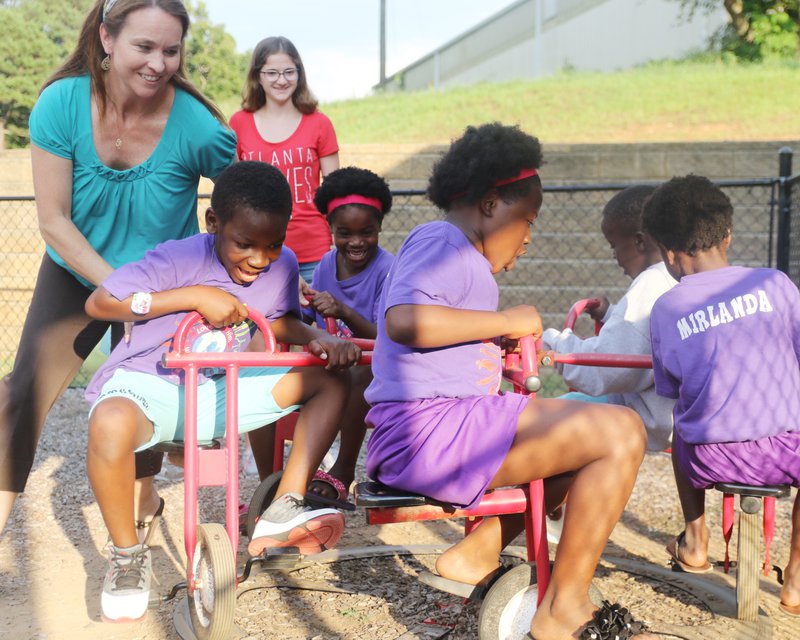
[{"xmin": 379, "ymin": 0, "xmax": 386, "ymax": 84}]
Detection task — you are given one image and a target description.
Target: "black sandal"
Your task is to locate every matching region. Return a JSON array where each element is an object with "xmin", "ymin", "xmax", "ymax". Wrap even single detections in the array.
[
  {"xmin": 135, "ymin": 497, "xmax": 165, "ymax": 547},
  {"xmin": 579, "ymin": 600, "xmax": 646, "ymax": 639}
]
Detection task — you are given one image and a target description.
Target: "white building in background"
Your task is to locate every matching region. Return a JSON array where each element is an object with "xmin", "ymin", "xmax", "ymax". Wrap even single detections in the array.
[{"xmin": 376, "ymin": 0, "xmax": 728, "ymax": 92}]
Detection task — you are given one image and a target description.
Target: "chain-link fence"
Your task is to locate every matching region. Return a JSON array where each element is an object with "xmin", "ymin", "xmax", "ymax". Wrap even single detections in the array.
[
  {"xmin": 0, "ymin": 173, "xmax": 792, "ymax": 385},
  {"xmin": 783, "ymin": 162, "xmax": 800, "ymax": 285},
  {"xmin": 378, "ymin": 180, "xmax": 782, "ymax": 335}
]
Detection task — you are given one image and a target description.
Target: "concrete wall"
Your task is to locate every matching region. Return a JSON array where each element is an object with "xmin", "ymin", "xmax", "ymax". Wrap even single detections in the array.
[
  {"xmin": 3, "ymin": 140, "xmax": 796, "ymax": 195},
  {"xmin": 339, "ymin": 140, "xmax": 796, "ymax": 189},
  {"xmin": 379, "ymin": 0, "xmax": 727, "ymax": 92}
]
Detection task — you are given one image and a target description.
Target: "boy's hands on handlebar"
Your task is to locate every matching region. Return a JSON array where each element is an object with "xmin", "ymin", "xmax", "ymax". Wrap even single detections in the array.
[
  {"xmin": 194, "ymin": 286, "xmax": 249, "ymax": 327},
  {"xmin": 307, "ymin": 335, "xmax": 362, "ymax": 370},
  {"xmin": 500, "ymin": 305, "xmax": 543, "ymax": 341}
]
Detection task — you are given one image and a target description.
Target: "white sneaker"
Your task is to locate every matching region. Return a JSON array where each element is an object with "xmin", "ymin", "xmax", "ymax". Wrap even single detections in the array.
[
  {"xmin": 248, "ymin": 492, "xmax": 344, "ymax": 556},
  {"xmin": 101, "ymin": 544, "xmax": 151, "ymax": 622}
]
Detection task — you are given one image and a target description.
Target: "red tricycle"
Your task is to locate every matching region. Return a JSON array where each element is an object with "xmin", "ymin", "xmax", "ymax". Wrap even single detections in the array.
[
  {"xmin": 157, "ymin": 308, "xmax": 372, "ymax": 639},
  {"xmin": 156, "ymin": 306, "xmax": 558, "ymax": 639}
]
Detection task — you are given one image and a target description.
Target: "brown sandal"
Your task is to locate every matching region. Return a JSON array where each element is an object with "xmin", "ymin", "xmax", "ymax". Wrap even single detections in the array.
[{"xmin": 665, "ymin": 531, "xmax": 712, "ymax": 574}]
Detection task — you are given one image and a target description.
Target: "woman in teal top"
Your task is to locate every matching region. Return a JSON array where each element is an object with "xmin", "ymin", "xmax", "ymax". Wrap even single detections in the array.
[{"xmin": 0, "ymin": 0, "xmax": 236, "ymax": 536}]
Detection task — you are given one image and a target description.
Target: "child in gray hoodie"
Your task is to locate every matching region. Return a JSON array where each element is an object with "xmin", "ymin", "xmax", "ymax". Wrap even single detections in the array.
[{"xmin": 542, "ymin": 185, "xmax": 676, "ymax": 451}]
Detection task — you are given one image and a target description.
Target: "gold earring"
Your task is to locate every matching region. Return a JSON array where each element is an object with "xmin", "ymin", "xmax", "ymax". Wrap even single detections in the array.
[{"xmin": 101, "ymin": 55, "xmax": 111, "ymax": 71}]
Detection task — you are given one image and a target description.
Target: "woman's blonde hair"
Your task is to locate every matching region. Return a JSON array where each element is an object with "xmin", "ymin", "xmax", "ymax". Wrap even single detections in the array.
[
  {"xmin": 42, "ymin": 0, "xmax": 226, "ymax": 124},
  {"xmin": 241, "ymin": 36, "xmax": 318, "ymax": 114}
]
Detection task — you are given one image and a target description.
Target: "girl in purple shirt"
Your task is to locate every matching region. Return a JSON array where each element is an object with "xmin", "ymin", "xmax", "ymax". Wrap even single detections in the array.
[
  {"xmin": 365, "ymin": 123, "xmax": 654, "ymax": 640},
  {"xmin": 303, "ymin": 167, "xmax": 394, "ymax": 501}
]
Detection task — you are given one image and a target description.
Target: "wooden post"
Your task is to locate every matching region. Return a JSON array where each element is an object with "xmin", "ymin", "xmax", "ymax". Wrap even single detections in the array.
[{"xmin": 736, "ymin": 494, "xmax": 761, "ymax": 621}]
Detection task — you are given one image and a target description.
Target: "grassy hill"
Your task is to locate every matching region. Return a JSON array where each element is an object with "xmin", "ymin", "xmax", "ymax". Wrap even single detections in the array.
[
  {"xmin": 74, "ymin": 60, "xmax": 798, "ymax": 386},
  {"xmin": 220, "ymin": 60, "xmax": 800, "ymax": 144}
]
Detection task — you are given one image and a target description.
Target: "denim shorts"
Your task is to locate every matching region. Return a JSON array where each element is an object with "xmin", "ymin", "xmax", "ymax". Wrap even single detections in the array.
[{"xmin": 90, "ymin": 367, "xmax": 301, "ymax": 451}]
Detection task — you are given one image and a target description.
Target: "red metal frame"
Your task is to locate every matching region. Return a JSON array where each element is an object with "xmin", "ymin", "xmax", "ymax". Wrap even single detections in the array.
[
  {"xmin": 165, "ymin": 317, "xmax": 549, "ymax": 606},
  {"xmin": 564, "ymin": 297, "xmax": 603, "ymax": 336},
  {"xmin": 162, "ymin": 310, "xmax": 372, "ymax": 592},
  {"xmin": 271, "ymin": 314, "xmax": 377, "ymax": 471},
  {"xmin": 721, "ymin": 493, "xmax": 778, "ymax": 576},
  {"xmin": 357, "ymin": 335, "xmax": 551, "ymax": 603}
]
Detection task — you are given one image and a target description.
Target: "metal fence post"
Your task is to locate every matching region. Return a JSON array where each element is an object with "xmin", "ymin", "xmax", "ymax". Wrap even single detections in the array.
[{"xmin": 776, "ymin": 147, "xmax": 793, "ymax": 275}]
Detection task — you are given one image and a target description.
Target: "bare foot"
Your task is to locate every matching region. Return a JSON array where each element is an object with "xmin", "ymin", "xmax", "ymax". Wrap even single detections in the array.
[
  {"xmin": 531, "ymin": 598, "xmax": 658, "ymax": 640},
  {"xmin": 307, "ymin": 468, "xmax": 351, "ymax": 501},
  {"xmin": 781, "ymin": 558, "xmax": 800, "ymax": 611},
  {"xmin": 666, "ymin": 528, "xmax": 711, "ymax": 572},
  {"xmin": 434, "ymin": 545, "xmax": 501, "ymax": 586}
]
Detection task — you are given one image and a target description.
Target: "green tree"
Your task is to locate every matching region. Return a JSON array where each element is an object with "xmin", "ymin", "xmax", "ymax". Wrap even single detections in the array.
[
  {"xmin": 0, "ymin": 0, "xmax": 93, "ymax": 147},
  {"xmin": 678, "ymin": 1, "xmax": 800, "ymax": 59},
  {"xmin": 0, "ymin": 0, "xmax": 245, "ymax": 148},
  {"xmin": 184, "ymin": 1, "xmax": 248, "ymax": 105}
]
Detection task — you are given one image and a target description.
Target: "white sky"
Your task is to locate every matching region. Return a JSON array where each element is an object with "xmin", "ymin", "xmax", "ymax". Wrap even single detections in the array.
[{"xmin": 201, "ymin": 0, "xmax": 519, "ymax": 102}]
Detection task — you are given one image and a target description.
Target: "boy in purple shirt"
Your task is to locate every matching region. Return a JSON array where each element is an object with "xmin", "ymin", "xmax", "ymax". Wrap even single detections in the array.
[
  {"xmin": 299, "ymin": 167, "xmax": 394, "ymax": 501},
  {"xmin": 365, "ymin": 123, "xmax": 654, "ymax": 640},
  {"xmin": 84, "ymin": 162, "xmax": 360, "ymax": 623},
  {"xmin": 645, "ymin": 174, "xmax": 800, "ymax": 615}
]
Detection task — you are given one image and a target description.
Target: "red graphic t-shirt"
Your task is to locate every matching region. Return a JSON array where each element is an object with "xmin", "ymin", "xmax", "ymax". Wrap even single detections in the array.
[{"xmin": 230, "ymin": 110, "xmax": 339, "ymax": 263}]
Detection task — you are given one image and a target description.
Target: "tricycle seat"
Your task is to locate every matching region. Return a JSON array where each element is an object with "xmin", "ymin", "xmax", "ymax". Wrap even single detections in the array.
[
  {"xmin": 354, "ymin": 481, "xmax": 433, "ymax": 508},
  {"xmin": 713, "ymin": 482, "xmax": 790, "ymax": 499}
]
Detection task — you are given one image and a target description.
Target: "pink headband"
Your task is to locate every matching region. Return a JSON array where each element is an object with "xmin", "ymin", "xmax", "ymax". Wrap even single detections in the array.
[
  {"xmin": 494, "ymin": 168, "xmax": 539, "ymax": 188},
  {"xmin": 327, "ymin": 195, "xmax": 383, "ymax": 215},
  {"xmin": 450, "ymin": 168, "xmax": 539, "ymax": 204}
]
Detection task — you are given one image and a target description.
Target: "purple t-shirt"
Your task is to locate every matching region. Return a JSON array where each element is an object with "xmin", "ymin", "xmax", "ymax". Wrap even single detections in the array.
[
  {"xmin": 650, "ymin": 266, "xmax": 800, "ymax": 444},
  {"xmin": 310, "ymin": 246, "xmax": 394, "ymax": 337},
  {"xmin": 365, "ymin": 221, "xmax": 503, "ymax": 404},
  {"xmin": 85, "ymin": 234, "xmax": 301, "ymax": 403}
]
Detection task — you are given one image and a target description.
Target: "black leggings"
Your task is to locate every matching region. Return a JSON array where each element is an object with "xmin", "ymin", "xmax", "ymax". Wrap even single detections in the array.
[{"xmin": 0, "ymin": 254, "xmax": 161, "ymax": 493}]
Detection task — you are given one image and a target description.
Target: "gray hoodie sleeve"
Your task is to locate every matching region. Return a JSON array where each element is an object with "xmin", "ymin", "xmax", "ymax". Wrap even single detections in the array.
[{"xmin": 541, "ymin": 263, "xmax": 677, "ymax": 396}]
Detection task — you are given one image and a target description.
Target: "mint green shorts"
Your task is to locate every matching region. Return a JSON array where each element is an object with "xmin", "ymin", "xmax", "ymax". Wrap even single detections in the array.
[{"xmin": 90, "ymin": 368, "xmax": 301, "ymax": 451}]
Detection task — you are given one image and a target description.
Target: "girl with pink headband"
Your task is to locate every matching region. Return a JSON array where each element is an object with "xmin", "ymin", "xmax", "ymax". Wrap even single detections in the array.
[
  {"xmin": 364, "ymin": 123, "xmax": 654, "ymax": 640},
  {"xmin": 301, "ymin": 167, "xmax": 394, "ymax": 502}
]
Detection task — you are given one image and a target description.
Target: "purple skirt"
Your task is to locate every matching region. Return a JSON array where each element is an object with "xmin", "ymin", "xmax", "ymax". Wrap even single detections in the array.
[
  {"xmin": 673, "ymin": 429, "xmax": 800, "ymax": 489},
  {"xmin": 365, "ymin": 394, "xmax": 528, "ymax": 510}
]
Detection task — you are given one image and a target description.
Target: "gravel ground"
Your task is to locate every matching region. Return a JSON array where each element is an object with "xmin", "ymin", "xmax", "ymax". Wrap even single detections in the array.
[{"xmin": 0, "ymin": 388, "xmax": 797, "ymax": 640}]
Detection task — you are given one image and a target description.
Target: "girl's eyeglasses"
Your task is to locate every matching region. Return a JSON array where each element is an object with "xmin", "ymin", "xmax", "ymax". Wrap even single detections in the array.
[{"xmin": 260, "ymin": 68, "xmax": 299, "ymax": 83}]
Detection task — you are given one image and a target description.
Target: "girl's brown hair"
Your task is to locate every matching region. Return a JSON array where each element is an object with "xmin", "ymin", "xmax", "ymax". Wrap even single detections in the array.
[
  {"xmin": 42, "ymin": 0, "xmax": 226, "ymax": 124},
  {"xmin": 240, "ymin": 36, "xmax": 318, "ymax": 114}
]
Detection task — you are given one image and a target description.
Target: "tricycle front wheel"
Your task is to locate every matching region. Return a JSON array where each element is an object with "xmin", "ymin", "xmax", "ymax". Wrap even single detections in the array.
[{"xmin": 189, "ymin": 523, "xmax": 236, "ymax": 640}]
